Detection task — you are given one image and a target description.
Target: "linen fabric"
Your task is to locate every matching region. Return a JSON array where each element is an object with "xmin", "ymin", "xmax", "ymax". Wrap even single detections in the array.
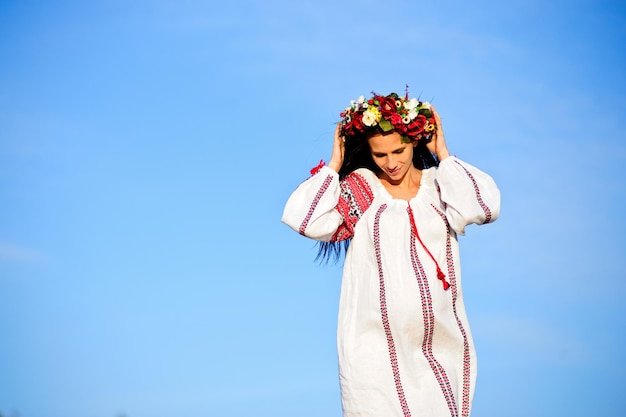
[{"xmin": 282, "ymin": 156, "xmax": 500, "ymax": 417}]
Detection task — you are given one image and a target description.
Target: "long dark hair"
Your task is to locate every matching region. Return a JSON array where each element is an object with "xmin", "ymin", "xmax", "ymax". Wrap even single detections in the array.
[{"xmin": 316, "ymin": 130, "xmax": 440, "ymax": 263}]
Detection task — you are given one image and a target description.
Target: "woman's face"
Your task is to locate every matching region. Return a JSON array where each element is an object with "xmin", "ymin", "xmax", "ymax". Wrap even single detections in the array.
[{"xmin": 368, "ymin": 132, "xmax": 416, "ymax": 183}]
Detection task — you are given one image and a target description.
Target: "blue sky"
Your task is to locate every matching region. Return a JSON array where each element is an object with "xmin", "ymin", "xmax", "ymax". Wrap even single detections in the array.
[{"xmin": 1, "ymin": 1, "xmax": 624, "ymax": 416}]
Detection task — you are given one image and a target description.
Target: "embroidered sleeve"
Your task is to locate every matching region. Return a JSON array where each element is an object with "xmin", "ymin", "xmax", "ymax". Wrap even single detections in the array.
[
  {"xmin": 435, "ymin": 156, "xmax": 501, "ymax": 235},
  {"xmin": 281, "ymin": 167, "xmax": 374, "ymax": 242},
  {"xmin": 331, "ymin": 172, "xmax": 375, "ymax": 242}
]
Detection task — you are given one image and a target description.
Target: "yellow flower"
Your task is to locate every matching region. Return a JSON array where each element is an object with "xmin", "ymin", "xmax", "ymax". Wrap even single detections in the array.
[{"xmin": 362, "ymin": 107, "xmax": 381, "ymax": 126}]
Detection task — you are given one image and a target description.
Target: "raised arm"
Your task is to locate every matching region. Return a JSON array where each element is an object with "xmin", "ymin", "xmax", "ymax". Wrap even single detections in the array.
[
  {"xmin": 427, "ymin": 106, "xmax": 451, "ymax": 161},
  {"xmin": 328, "ymin": 123, "xmax": 345, "ymax": 173},
  {"xmin": 282, "ymin": 124, "xmax": 351, "ymax": 241},
  {"xmin": 429, "ymin": 106, "xmax": 500, "ymax": 235},
  {"xmin": 436, "ymin": 157, "xmax": 500, "ymax": 235}
]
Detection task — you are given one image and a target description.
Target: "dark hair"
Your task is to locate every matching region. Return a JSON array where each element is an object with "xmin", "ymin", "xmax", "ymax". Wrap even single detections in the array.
[{"xmin": 316, "ymin": 130, "xmax": 440, "ymax": 263}]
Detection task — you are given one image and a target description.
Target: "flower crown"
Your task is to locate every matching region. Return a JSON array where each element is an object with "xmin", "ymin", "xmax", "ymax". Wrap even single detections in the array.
[{"xmin": 339, "ymin": 91, "xmax": 436, "ymax": 143}]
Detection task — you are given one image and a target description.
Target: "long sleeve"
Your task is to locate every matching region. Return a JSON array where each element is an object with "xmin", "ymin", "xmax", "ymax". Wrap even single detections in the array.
[
  {"xmin": 282, "ymin": 166, "xmax": 344, "ymax": 241},
  {"xmin": 436, "ymin": 156, "xmax": 501, "ymax": 235},
  {"xmin": 282, "ymin": 166, "xmax": 375, "ymax": 242}
]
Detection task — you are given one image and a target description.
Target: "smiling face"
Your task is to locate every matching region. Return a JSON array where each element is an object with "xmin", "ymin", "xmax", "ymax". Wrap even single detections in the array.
[{"xmin": 368, "ymin": 131, "xmax": 417, "ymax": 184}]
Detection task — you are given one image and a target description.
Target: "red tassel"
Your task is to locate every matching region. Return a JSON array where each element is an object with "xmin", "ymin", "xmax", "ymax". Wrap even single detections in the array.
[
  {"xmin": 310, "ymin": 160, "xmax": 325, "ymax": 175},
  {"xmin": 437, "ymin": 268, "xmax": 450, "ymax": 290}
]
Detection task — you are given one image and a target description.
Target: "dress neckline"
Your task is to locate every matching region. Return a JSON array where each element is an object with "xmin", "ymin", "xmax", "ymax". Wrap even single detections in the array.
[{"xmin": 357, "ymin": 167, "xmax": 434, "ymax": 203}]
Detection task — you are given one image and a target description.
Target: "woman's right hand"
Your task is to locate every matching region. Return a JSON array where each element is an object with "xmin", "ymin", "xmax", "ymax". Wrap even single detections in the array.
[
  {"xmin": 328, "ymin": 123, "xmax": 345, "ymax": 173},
  {"xmin": 428, "ymin": 107, "xmax": 451, "ymax": 161}
]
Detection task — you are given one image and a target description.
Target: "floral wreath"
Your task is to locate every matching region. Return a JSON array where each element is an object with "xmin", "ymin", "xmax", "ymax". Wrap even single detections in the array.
[{"xmin": 339, "ymin": 90, "xmax": 437, "ymax": 143}]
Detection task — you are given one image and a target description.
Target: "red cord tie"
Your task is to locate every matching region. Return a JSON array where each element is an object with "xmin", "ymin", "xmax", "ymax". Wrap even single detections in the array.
[
  {"xmin": 407, "ymin": 205, "xmax": 451, "ymax": 291},
  {"xmin": 310, "ymin": 160, "xmax": 326, "ymax": 175}
]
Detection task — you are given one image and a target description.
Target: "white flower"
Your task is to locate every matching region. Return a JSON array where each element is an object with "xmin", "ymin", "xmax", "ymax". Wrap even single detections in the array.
[
  {"xmin": 402, "ymin": 115, "xmax": 411, "ymax": 124},
  {"xmin": 404, "ymin": 98, "xmax": 420, "ymax": 111},
  {"xmin": 357, "ymin": 96, "xmax": 366, "ymax": 104},
  {"xmin": 408, "ymin": 109, "xmax": 418, "ymax": 120},
  {"xmin": 362, "ymin": 110, "xmax": 378, "ymax": 126}
]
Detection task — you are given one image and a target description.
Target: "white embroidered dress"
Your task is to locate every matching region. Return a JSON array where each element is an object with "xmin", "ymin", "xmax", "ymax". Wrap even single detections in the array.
[{"xmin": 282, "ymin": 156, "xmax": 500, "ymax": 417}]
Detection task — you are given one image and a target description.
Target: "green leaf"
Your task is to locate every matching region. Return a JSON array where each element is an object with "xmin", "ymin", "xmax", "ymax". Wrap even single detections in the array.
[{"xmin": 379, "ymin": 119, "xmax": 393, "ymax": 132}]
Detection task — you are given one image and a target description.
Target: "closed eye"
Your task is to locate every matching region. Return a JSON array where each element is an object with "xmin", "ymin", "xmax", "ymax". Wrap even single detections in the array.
[{"xmin": 372, "ymin": 147, "xmax": 405, "ymax": 158}]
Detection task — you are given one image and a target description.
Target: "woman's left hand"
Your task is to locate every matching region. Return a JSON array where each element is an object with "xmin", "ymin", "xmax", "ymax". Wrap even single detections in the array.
[
  {"xmin": 427, "ymin": 106, "xmax": 451, "ymax": 161},
  {"xmin": 328, "ymin": 123, "xmax": 345, "ymax": 173}
]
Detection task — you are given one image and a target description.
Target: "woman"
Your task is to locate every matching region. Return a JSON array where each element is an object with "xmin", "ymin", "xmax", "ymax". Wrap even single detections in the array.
[{"xmin": 282, "ymin": 92, "xmax": 500, "ymax": 417}]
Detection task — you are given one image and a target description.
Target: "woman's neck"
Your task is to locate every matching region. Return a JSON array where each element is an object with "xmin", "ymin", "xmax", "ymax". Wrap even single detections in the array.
[{"xmin": 379, "ymin": 166, "xmax": 422, "ymax": 200}]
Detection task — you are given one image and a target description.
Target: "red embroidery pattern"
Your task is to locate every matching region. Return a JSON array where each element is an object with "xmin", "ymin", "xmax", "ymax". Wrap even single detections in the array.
[
  {"xmin": 432, "ymin": 205, "xmax": 472, "ymax": 417},
  {"xmin": 331, "ymin": 172, "xmax": 374, "ymax": 242},
  {"xmin": 453, "ymin": 160, "xmax": 492, "ymax": 223},
  {"xmin": 298, "ymin": 175, "xmax": 333, "ymax": 235},
  {"xmin": 408, "ymin": 210, "xmax": 459, "ymax": 417},
  {"xmin": 373, "ymin": 204, "xmax": 412, "ymax": 417}
]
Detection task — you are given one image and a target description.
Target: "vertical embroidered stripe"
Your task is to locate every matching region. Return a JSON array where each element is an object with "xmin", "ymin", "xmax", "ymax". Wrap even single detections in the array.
[
  {"xmin": 298, "ymin": 175, "xmax": 333, "ymax": 235},
  {"xmin": 408, "ymin": 208, "xmax": 459, "ymax": 417},
  {"xmin": 453, "ymin": 160, "xmax": 492, "ymax": 223},
  {"xmin": 433, "ymin": 205, "xmax": 472, "ymax": 417},
  {"xmin": 348, "ymin": 172, "xmax": 374, "ymax": 214},
  {"xmin": 332, "ymin": 172, "xmax": 375, "ymax": 242},
  {"xmin": 373, "ymin": 204, "xmax": 412, "ymax": 417}
]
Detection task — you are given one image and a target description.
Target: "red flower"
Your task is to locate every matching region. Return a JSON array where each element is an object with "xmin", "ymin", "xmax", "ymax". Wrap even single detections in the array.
[
  {"xmin": 390, "ymin": 113, "xmax": 403, "ymax": 126},
  {"xmin": 397, "ymin": 121, "xmax": 410, "ymax": 134},
  {"xmin": 341, "ymin": 122, "xmax": 353, "ymax": 137},
  {"xmin": 351, "ymin": 112, "xmax": 365, "ymax": 132},
  {"xmin": 405, "ymin": 114, "xmax": 427, "ymax": 136},
  {"xmin": 378, "ymin": 96, "xmax": 397, "ymax": 118}
]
